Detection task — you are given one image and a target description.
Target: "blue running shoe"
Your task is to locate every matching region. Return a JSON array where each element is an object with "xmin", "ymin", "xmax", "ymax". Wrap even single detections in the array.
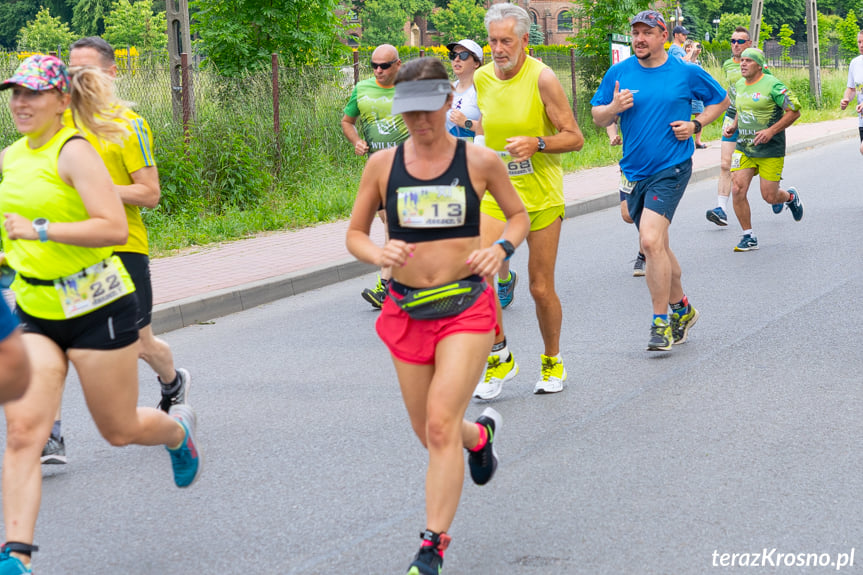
[
  {"xmin": 734, "ymin": 234, "xmax": 758, "ymax": 252},
  {"xmin": 705, "ymin": 206, "xmax": 728, "ymax": 226},
  {"xmin": 166, "ymin": 404, "xmax": 202, "ymax": 488},
  {"xmin": 0, "ymin": 543, "xmax": 36, "ymax": 574},
  {"xmin": 497, "ymin": 270, "xmax": 517, "ymax": 309},
  {"xmin": 786, "ymin": 187, "xmax": 804, "ymax": 221},
  {"xmin": 771, "ymin": 202, "xmax": 784, "ymax": 214}
]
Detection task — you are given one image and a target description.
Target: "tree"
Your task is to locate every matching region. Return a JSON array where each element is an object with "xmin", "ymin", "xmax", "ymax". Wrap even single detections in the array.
[
  {"xmin": 190, "ymin": 0, "xmax": 347, "ymax": 76},
  {"xmin": 817, "ymin": 12, "xmax": 842, "ymax": 62},
  {"xmin": 836, "ymin": 9, "xmax": 860, "ymax": 59},
  {"xmin": 716, "ymin": 13, "xmax": 751, "ymax": 41},
  {"xmin": 0, "ymin": 0, "xmax": 40, "ymax": 50},
  {"xmin": 103, "ymin": 0, "xmax": 167, "ymax": 53},
  {"xmin": 72, "ymin": 0, "xmax": 113, "ymax": 36},
  {"xmin": 529, "ymin": 22, "xmax": 544, "ymax": 45},
  {"xmin": 17, "ymin": 6, "xmax": 74, "ymax": 52},
  {"xmin": 778, "ymin": 23, "xmax": 795, "ymax": 62},
  {"xmin": 429, "ymin": 0, "xmax": 486, "ymax": 44},
  {"xmin": 571, "ymin": 0, "xmax": 652, "ymax": 91},
  {"xmin": 360, "ymin": 0, "xmax": 407, "ymax": 46}
]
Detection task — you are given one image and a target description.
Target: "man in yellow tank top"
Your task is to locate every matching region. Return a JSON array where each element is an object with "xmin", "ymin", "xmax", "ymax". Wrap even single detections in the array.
[
  {"xmin": 41, "ymin": 37, "xmax": 190, "ymax": 464},
  {"xmin": 473, "ymin": 3, "xmax": 584, "ymax": 399}
]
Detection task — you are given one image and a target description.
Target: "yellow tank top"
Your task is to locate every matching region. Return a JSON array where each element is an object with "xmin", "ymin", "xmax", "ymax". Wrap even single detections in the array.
[
  {"xmin": 0, "ymin": 127, "xmax": 134, "ymax": 319},
  {"xmin": 63, "ymin": 108, "xmax": 153, "ymax": 254},
  {"xmin": 475, "ymin": 56, "xmax": 564, "ymax": 212}
]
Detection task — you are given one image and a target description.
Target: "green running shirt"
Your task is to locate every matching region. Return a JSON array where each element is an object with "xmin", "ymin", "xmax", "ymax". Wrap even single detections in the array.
[
  {"xmin": 732, "ymin": 74, "xmax": 800, "ymax": 158},
  {"xmin": 343, "ymin": 78, "xmax": 408, "ymax": 155}
]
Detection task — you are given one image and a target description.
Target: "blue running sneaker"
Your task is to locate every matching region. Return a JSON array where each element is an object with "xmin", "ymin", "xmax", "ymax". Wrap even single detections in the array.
[
  {"xmin": 497, "ymin": 270, "xmax": 517, "ymax": 309},
  {"xmin": 647, "ymin": 318, "xmax": 672, "ymax": 351},
  {"xmin": 734, "ymin": 234, "xmax": 758, "ymax": 252},
  {"xmin": 705, "ymin": 206, "xmax": 728, "ymax": 226},
  {"xmin": 786, "ymin": 187, "xmax": 804, "ymax": 221},
  {"xmin": 771, "ymin": 202, "xmax": 784, "ymax": 214},
  {"xmin": 0, "ymin": 543, "xmax": 36, "ymax": 574},
  {"xmin": 166, "ymin": 404, "xmax": 202, "ymax": 488},
  {"xmin": 407, "ymin": 531, "xmax": 450, "ymax": 575}
]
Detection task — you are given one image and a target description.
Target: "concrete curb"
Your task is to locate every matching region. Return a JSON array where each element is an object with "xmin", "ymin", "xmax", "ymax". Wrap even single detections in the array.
[{"xmin": 151, "ymin": 127, "xmax": 857, "ymax": 335}]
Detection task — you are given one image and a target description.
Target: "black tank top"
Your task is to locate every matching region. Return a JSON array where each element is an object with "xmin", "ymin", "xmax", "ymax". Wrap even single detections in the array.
[{"xmin": 386, "ymin": 139, "xmax": 480, "ymax": 243}]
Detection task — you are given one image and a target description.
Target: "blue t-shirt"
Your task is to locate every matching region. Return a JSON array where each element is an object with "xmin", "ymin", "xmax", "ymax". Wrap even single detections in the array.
[
  {"xmin": 668, "ymin": 44, "xmax": 686, "ymax": 60},
  {"xmin": 0, "ymin": 296, "xmax": 18, "ymax": 341},
  {"xmin": 591, "ymin": 55, "xmax": 726, "ymax": 181}
]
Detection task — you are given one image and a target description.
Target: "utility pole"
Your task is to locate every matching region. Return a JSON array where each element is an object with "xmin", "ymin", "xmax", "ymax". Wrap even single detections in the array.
[
  {"xmin": 749, "ymin": 0, "xmax": 762, "ymax": 47},
  {"xmin": 805, "ymin": 0, "xmax": 822, "ymax": 105},
  {"xmin": 166, "ymin": 0, "xmax": 195, "ymax": 122}
]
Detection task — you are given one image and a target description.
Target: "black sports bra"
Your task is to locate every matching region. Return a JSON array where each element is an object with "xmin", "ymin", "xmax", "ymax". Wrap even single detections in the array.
[{"xmin": 385, "ymin": 139, "xmax": 481, "ymax": 243}]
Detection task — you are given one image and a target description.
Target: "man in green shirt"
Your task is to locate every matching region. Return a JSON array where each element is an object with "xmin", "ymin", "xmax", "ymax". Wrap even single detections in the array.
[
  {"xmin": 706, "ymin": 26, "xmax": 752, "ymax": 227},
  {"xmin": 724, "ymin": 48, "xmax": 803, "ymax": 252},
  {"xmin": 341, "ymin": 44, "xmax": 409, "ymax": 308}
]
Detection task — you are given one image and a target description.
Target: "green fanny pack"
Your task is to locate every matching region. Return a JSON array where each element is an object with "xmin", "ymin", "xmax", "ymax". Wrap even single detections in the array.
[{"xmin": 388, "ymin": 277, "xmax": 486, "ymax": 320}]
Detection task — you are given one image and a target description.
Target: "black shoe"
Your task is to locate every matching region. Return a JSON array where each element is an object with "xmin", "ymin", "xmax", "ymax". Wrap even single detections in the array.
[
  {"xmin": 786, "ymin": 187, "xmax": 804, "ymax": 221},
  {"xmin": 407, "ymin": 531, "xmax": 449, "ymax": 575},
  {"xmin": 468, "ymin": 407, "xmax": 501, "ymax": 486},
  {"xmin": 157, "ymin": 368, "xmax": 191, "ymax": 413},
  {"xmin": 647, "ymin": 318, "xmax": 672, "ymax": 351},
  {"xmin": 361, "ymin": 276, "xmax": 386, "ymax": 310},
  {"xmin": 41, "ymin": 434, "xmax": 67, "ymax": 465}
]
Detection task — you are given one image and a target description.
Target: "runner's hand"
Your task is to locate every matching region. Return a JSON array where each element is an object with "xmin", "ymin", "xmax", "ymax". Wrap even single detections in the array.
[
  {"xmin": 609, "ymin": 134, "xmax": 622, "ymax": 146},
  {"xmin": 612, "ymin": 81, "xmax": 634, "ymax": 114},
  {"xmin": 504, "ymin": 136, "xmax": 539, "ymax": 161},
  {"xmin": 3, "ymin": 213, "xmax": 36, "ymax": 241},
  {"xmin": 378, "ymin": 239, "xmax": 415, "ymax": 268},
  {"xmin": 840, "ymin": 97, "xmax": 850, "ymax": 110},
  {"xmin": 752, "ymin": 128, "xmax": 774, "ymax": 146},
  {"xmin": 669, "ymin": 120, "xmax": 695, "ymax": 141},
  {"xmin": 466, "ymin": 245, "xmax": 505, "ymax": 278},
  {"xmin": 354, "ymin": 139, "xmax": 370, "ymax": 156},
  {"xmin": 449, "ymin": 109, "xmax": 467, "ymax": 127}
]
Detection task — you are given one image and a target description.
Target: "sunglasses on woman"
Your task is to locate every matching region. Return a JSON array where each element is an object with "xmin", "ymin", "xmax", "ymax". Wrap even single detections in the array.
[
  {"xmin": 730, "ymin": 39, "xmax": 748, "ymax": 45},
  {"xmin": 448, "ymin": 51, "xmax": 472, "ymax": 61},
  {"xmin": 371, "ymin": 59, "xmax": 398, "ymax": 70}
]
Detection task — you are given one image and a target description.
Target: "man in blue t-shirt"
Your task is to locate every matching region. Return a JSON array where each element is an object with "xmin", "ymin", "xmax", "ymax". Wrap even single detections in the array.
[
  {"xmin": 0, "ymin": 294, "xmax": 29, "ymax": 403},
  {"xmin": 591, "ymin": 9, "xmax": 728, "ymax": 352}
]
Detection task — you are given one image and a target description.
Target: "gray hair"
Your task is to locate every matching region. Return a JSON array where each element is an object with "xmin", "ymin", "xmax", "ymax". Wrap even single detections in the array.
[
  {"xmin": 485, "ymin": 3, "xmax": 531, "ymax": 38},
  {"xmin": 70, "ymin": 36, "xmax": 115, "ymax": 65}
]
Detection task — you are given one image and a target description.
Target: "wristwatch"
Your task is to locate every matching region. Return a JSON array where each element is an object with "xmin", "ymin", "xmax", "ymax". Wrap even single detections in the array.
[
  {"xmin": 32, "ymin": 218, "xmax": 49, "ymax": 242},
  {"xmin": 464, "ymin": 119, "xmax": 473, "ymax": 130},
  {"xmin": 692, "ymin": 119, "xmax": 702, "ymax": 134},
  {"xmin": 536, "ymin": 136, "xmax": 546, "ymax": 152},
  {"xmin": 494, "ymin": 239, "xmax": 515, "ymax": 261}
]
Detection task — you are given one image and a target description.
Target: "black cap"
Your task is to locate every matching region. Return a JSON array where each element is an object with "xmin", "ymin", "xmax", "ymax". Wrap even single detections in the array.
[{"xmin": 673, "ymin": 25, "xmax": 690, "ymax": 35}]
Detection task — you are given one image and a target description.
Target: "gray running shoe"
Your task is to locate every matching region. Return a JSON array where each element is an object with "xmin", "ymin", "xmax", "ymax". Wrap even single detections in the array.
[
  {"xmin": 734, "ymin": 234, "xmax": 758, "ymax": 252},
  {"xmin": 632, "ymin": 255, "xmax": 646, "ymax": 277},
  {"xmin": 41, "ymin": 435, "xmax": 67, "ymax": 465},
  {"xmin": 158, "ymin": 368, "xmax": 191, "ymax": 413},
  {"xmin": 647, "ymin": 318, "xmax": 673, "ymax": 351},
  {"xmin": 786, "ymin": 187, "xmax": 804, "ymax": 221}
]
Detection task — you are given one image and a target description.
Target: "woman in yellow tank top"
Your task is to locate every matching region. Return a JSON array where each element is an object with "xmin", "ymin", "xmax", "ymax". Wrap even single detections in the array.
[{"xmin": 0, "ymin": 55, "xmax": 202, "ymax": 572}]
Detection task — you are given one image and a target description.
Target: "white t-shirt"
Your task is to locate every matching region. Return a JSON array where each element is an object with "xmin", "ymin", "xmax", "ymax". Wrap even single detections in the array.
[
  {"xmin": 446, "ymin": 81, "xmax": 481, "ymax": 138},
  {"xmin": 847, "ymin": 55, "xmax": 863, "ymax": 127}
]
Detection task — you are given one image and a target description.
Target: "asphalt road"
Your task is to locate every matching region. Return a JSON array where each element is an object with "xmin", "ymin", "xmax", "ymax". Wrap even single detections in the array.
[{"xmin": 3, "ymin": 139, "xmax": 862, "ymax": 574}]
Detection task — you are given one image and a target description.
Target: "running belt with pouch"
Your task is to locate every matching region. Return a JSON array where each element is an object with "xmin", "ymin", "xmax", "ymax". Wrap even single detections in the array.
[{"xmin": 387, "ymin": 276, "xmax": 485, "ymax": 320}]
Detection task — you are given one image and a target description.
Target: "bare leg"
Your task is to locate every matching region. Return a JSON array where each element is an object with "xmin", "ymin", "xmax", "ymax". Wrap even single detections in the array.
[
  {"xmin": 731, "ymin": 168, "xmax": 756, "ymax": 231},
  {"xmin": 138, "ymin": 325, "xmax": 176, "ymax": 383},
  {"xmin": 639, "ymin": 210, "xmax": 681, "ymax": 314},
  {"xmin": 393, "ymin": 330, "xmax": 493, "ymax": 533},
  {"xmin": 479, "ymin": 213, "xmax": 507, "ymax": 345},
  {"xmin": 526, "ymin": 218, "xmax": 563, "ymax": 357}
]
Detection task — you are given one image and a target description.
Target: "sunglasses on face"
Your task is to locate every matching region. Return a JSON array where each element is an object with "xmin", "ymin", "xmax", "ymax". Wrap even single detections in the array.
[
  {"xmin": 448, "ymin": 51, "xmax": 472, "ymax": 61},
  {"xmin": 371, "ymin": 59, "xmax": 398, "ymax": 70},
  {"xmin": 730, "ymin": 39, "xmax": 748, "ymax": 45}
]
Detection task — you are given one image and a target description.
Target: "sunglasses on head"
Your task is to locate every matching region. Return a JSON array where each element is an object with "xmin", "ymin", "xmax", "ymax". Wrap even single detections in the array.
[
  {"xmin": 448, "ymin": 51, "xmax": 472, "ymax": 61},
  {"xmin": 371, "ymin": 59, "xmax": 398, "ymax": 70},
  {"xmin": 730, "ymin": 39, "xmax": 748, "ymax": 45}
]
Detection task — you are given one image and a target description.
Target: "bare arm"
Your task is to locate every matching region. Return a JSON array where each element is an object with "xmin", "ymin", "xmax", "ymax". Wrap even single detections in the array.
[
  {"xmin": 116, "ymin": 165, "xmax": 160, "ymax": 208},
  {"xmin": 3, "ymin": 139, "xmax": 127, "ymax": 247},
  {"xmin": 341, "ymin": 114, "xmax": 369, "ymax": 156},
  {"xmin": 504, "ymin": 68, "xmax": 583, "ymax": 159},
  {"xmin": 752, "ymin": 108, "xmax": 800, "ymax": 146},
  {"xmin": 840, "ymin": 86, "xmax": 856, "ymax": 110}
]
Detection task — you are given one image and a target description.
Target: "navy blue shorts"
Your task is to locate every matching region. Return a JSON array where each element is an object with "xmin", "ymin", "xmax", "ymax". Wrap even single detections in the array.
[{"xmin": 625, "ymin": 159, "xmax": 692, "ymax": 228}]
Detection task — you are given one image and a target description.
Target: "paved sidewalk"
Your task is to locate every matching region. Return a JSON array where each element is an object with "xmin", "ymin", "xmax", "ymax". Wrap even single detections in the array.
[{"xmin": 150, "ymin": 118, "xmax": 857, "ymax": 333}]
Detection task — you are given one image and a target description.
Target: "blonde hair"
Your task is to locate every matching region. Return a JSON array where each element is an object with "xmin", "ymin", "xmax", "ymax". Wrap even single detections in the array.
[{"xmin": 67, "ymin": 65, "xmax": 129, "ymax": 143}]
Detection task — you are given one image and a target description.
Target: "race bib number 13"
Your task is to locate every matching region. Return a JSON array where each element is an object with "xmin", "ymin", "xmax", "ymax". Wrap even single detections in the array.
[{"xmin": 397, "ymin": 185, "xmax": 467, "ymax": 228}]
